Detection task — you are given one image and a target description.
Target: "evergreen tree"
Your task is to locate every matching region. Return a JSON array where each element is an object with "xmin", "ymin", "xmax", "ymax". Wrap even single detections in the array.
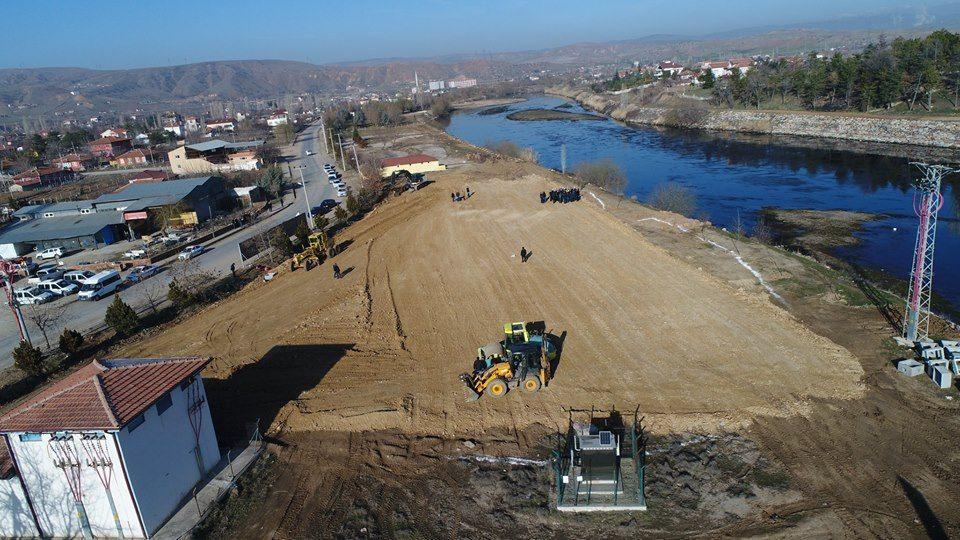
[
  {"xmin": 13, "ymin": 341, "xmax": 45, "ymax": 377},
  {"xmin": 104, "ymin": 296, "xmax": 140, "ymax": 337}
]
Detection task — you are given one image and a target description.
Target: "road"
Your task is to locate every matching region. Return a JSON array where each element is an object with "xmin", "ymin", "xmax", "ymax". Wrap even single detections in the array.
[{"xmin": 0, "ymin": 122, "xmax": 349, "ymax": 369}]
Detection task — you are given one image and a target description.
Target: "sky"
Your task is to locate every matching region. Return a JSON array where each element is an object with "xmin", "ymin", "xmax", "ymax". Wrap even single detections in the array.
[{"xmin": 0, "ymin": 0, "xmax": 941, "ymax": 69}]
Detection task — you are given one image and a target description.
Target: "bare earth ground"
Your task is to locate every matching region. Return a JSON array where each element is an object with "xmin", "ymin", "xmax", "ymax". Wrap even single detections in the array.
[{"xmin": 121, "ymin": 124, "xmax": 960, "ymax": 538}]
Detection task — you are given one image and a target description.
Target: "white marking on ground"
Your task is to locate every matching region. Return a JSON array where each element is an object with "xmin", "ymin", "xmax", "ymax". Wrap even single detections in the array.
[
  {"xmin": 456, "ymin": 455, "xmax": 549, "ymax": 467},
  {"xmin": 638, "ymin": 218, "xmax": 784, "ymax": 303},
  {"xmin": 589, "ymin": 192, "xmax": 606, "ymax": 209}
]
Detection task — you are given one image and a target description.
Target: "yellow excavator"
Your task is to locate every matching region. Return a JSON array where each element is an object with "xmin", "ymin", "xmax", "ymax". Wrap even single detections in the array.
[
  {"xmin": 293, "ymin": 231, "xmax": 335, "ymax": 268},
  {"xmin": 460, "ymin": 322, "xmax": 558, "ymax": 402}
]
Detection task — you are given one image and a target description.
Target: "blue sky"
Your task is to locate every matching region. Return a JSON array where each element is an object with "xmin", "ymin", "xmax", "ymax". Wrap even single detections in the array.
[{"xmin": 1, "ymin": 0, "xmax": 937, "ymax": 69}]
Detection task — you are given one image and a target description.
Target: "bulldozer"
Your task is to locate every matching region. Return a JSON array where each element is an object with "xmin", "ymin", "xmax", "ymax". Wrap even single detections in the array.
[
  {"xmin": 293, "ymin": 230, "xmax": 336, "ymax": 268},
  {"xmin": 460, "ymin": 322, "xmax": 558, "ymax": 402}
]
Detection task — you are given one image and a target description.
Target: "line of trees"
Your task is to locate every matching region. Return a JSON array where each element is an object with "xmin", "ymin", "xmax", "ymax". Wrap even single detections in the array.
[{"xmin": 711, "ymin": 30, "xmax": 960, "ymax": 112}]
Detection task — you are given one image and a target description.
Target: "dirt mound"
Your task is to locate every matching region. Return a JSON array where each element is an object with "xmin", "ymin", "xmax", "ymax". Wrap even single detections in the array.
[{"xmin": 123, "ymin": 161, "xmax": 863, "ymax": 439}]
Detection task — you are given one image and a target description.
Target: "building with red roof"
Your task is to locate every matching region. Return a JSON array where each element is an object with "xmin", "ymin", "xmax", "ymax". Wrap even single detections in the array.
[
  {"xmin": 112, "ymin": 148, "xmax": 159, "ymax": 168},
  {"xmin": 88, "ymin": 136, "xmax": 132, "ymax": 157},
  {"xmin": 0, "ymin": 357, "xmax": 220, "ymax": 538}
]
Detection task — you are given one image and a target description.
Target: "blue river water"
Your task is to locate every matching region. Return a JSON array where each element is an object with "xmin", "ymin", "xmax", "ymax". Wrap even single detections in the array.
[{"xmin": 444, "ymin": 95, "xmax": 960, "ymax": 309}]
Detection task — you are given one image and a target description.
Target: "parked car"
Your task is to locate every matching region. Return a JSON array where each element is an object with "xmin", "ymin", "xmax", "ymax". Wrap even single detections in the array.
[
  {"xmin": 312, "ymin": 199, "xmax": 338, "ymax": 216},
  {"xmin": 77, "ymin": 270, "xmax": 122, "ymax": 301},
  {"xmin": 37, "ymin": 278, "xmax": 79, "ymax": 297},
  {"xmin": 63, "ymin": 269, "xmax": 95, "ymax": 284},
  {"xmin": 14, "ymin": 287, "xmax": 55, "ymax": 305},
  {"xmin": 126, "ymin": 265, "xmax": 160, "ymax": 283},
  {"xmin": 124, "ymin": 247, "xmax": 147, "ymax": 258},
  {"xmin": 36, "ymin": 246, "xmax": 65, "ymax": 260},
  {"xmin": 28, "ymin": 266, "xmax": 64, "ymax": 285},
  {"xmin": 305, "ymin": 150, "xmax": 314, "ymax": 156},
  {"xmin": 178, "ymin": 245, "xmax": 204, "ymax": 260},
  {"xmin": 327, "ymin": 172, "xmax": 340, "ymax": 181},
  {"xmin": 337, "ymin": 187, "xmax": 349, "ymax": 197}
]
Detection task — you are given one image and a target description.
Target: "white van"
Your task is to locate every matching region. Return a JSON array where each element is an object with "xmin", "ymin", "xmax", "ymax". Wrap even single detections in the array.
[
  {"xmin": 37, "ymin": 279, "xmax": 79, "ymax": 297},
  {"xmin": 77, "ymin": 270, "xmax": 123, "ymax": 301},
  {"xmin": 14, "ymin": 287, "xmax": 55, "ymax": 305}
]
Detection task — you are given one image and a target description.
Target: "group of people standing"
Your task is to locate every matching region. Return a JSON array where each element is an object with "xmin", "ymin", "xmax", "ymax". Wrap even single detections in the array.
[
  {"xmin": 540, "ymin": 188, "xmax": 581, "ymax": 204},
  {"xmin": 451, "ymin": 187, "xmax": 473, "ymax": 202}
]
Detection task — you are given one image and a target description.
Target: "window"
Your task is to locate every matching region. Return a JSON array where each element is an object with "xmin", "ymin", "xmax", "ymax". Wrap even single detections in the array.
[
  {"xmin": 156, "ymin": 393, "xmax": 173, "ymax": 415},
  {"xmin": 18, "ymin": 433, "xmax": 41, "ymax": 442},
  {"xmin": 43, "ymin": 212, "xmax": 55, "ymax": 218},
  {"xmin": 126, "ymin": 414, "xmax": 145, "ymax": 432}
]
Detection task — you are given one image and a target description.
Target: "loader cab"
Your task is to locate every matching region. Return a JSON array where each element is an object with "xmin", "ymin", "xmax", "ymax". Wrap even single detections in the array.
[{"xmin": 504, "ymin": 321, "xmax": 529, "ymax": 344}]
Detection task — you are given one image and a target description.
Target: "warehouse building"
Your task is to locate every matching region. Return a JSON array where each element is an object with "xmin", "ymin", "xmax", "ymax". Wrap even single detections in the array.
[
  {"xmin": 0, "ymin": 211, "xmax": 125, "ymax": 257},
  {"xmin": 0, "ymin": 357, "xmax": 220, "ymax": 539},
  {"xmin": 379, "ymin": 154, "xmax": 446, "ymax": 177}
]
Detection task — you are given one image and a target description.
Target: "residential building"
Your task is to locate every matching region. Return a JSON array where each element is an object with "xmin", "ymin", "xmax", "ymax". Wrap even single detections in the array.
[
  {"xmin": 129, "ymin": 169, "xmax": 170, "ymax": 184},
  {"xmin": 729, "ymin": 57, "xmax": 755, "ymax": 74},
  {"xmin": 162, "ymin": 124, "xmax": 184, "ymax": 137},
  {"xmin": 205, "ymin": 118, "xmax": 235, "ymax": 132},
  {"xmin": 113, "ymin": 148, "xmax": 159, "ymax": 167},
  {"xmin": 380, "ymin": 154, "xmax": 446, "ymax": 177},
  {"xmin": 266, "ymin": 111, "xmax": 288, "ymax": 127},
  {"xmin": 10, "ymin": 167, "xmax": 75, "ymax": 192},
  {"xmin": 428, "ymin": 80, "xmax": 445, "ymax": 91},
  {"xmin": 232, "ymin": 185, "xmax": 266, "ymax": 207},
  {"xmin": 52, "ymin": 152, "xmax": 97, "ymax": 172},
  {"xmin": 88, "ymin": 136, "xmax": 133, "ymax": 157},
  {"xmin": 100, "ymin": 127, "xmax": 129, "ymax": 138},
  {"xmin": 700, "ymin": 61, "xmax": 731, "ymax": 78},
  {"xmin": 185, "ymin": 116, "xmax": 201, "ymax": 133},
  {"xmin": 448, "ymin": 76, "xmax": 478, "ymax": 89},
  {"xmin": 227, "ymin": 150, "xmax": 260, "ymax": 171},
  {"xmin": 168, "ymin": 139, "xmax": 263, "ymax": 174},
  {"xmin": 656, "ymin": 61, "xmax": 684, "ymax": 77},
  {"xmin": 0, "ymin": 357, "xmax": 219, "ymax": 539}
]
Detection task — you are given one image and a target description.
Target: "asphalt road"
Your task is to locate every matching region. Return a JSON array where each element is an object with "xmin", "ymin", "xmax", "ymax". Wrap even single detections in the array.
[{"xmin": 0, "ymin": 123, "xmax": 348, "ymax": 369}]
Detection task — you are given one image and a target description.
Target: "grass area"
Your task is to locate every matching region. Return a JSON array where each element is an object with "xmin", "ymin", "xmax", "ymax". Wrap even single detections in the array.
[{"xmin": 751, "ymin": 466, "xmax": 791, "ymax": 490}]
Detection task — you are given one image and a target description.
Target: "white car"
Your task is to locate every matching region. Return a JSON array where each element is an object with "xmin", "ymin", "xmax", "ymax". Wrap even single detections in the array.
[
  {"xmin": 37, "ymin": 279, "xmax": 79, "ymax": 297},
  {"xmin": 63, "ymin": 269, "xmax": 95, "ymax": 284},
  {"xmin": 36, "ymin": 247, "xmax": 65, "ymax": 260},
  {"xmin": 124, "ymin": 247, "xmax": 147, "ymax": 258},
  {"xmin": 337, "ymin": 188, "xmax": 349, "ymax": 197},
  {"xmin": 14, "ymin": 287, "xmax": 55, "ymax": 305},
  {"xmin": 28, "ymin": 266, "xmax": 64, "ymax": 285},
  {"xmin": 305, "ymin": 150, "xmax": 314, "ymax": 156},
  {"xmin": 178, "ymin": 245, "xmax": 204, "ymax": 260}
]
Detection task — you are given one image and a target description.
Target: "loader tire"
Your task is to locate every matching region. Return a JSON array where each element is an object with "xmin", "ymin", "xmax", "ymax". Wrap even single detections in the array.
[
  {"xmin": 487, "ymin": 378, "xmax": 508, "ymax": 398},
  {"xmin": 522, "ymin": 376, "xmax": 542, "ymax": 393}
]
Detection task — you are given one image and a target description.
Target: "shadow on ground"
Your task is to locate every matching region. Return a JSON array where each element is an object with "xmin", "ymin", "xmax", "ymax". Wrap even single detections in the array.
[{"xmin": 204, "ymin": 343, "xmax": 354, "ymax": 443}]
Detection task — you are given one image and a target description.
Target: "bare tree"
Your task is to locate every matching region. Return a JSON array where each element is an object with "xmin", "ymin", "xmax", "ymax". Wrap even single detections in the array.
[
  {"xmin": 575, "ymin": 159, "xmax": 626, "ymax": 196},
  {"xmin": 139, "ymin": 278, "xmax": 168, "ymax": 315},
  {"xmin": 646, "ymin": 182, "xmax": 697, "ymax": 217},
  {"xmin": 25, "ymin": 303, "xmax": 66, "ymax": 350},
  {"xmin": 752, "ymin": 214, "xmax": 774, "ymax": 245}
]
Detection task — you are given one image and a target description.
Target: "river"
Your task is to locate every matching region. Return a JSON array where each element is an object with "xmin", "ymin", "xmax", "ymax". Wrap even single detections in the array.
[{"xmin": 444, "ymin": 95, "xmax": 960, "ymax": 310}]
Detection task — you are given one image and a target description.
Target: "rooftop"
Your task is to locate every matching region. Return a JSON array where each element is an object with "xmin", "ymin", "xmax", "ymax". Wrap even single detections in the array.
[
  {"xmin": 380, "ymin": 154, "xmax": 439, "ymax": 168},
  {"xmin": 185, "ymin": 139, "xmax": 263, "ymax": 153},
  {"xmin": 89, "ymin": 136, "xmax": 131, "ymax": 145},
  {"xmin": 94, "ymin": 176, "xmax": 216, "ymax": 204},
  {"xmin": 12, "ymin": 199, "xmax": 96, "ymax": 217},
  {"xmin": 0, "ymin": 210, "xmax": 122, "ymax": 244},
  {"xmin": 0, "ymin": 357, "xmax": 210, "ymax": 432}
]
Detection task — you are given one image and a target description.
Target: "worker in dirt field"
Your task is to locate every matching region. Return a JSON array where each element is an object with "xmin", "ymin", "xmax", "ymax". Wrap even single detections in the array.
[
  {"xmin": 466, "ymin": 186, "xmax": 472, "ymax": 198},
  {"xmin": 333, "ymin": 263, "xmax": 342, "ymax": 279},
  {"xmin": 451, "ymin": 192, "xmax": 455, "ymax": 202},
  {"xmin": 520, "ymin": 247, "xmax": 528, "ymax": 263}
]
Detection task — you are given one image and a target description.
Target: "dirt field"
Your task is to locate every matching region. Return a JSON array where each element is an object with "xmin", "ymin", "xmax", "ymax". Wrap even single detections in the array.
[{"xmin": 118, "ymin": 124, "xmax": 960, "ymax": 538}]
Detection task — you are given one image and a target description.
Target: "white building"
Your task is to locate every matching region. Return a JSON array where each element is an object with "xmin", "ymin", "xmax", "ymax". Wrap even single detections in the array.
[
  {"xmin": 448, "ymin": 76, "xmax": 477, "ymax": 89},
  {"xmin": 428, "ymin": 80, "xmax": 445, "ymax": 91},
  {"xmin": 266, "ymin": 112, "xmax": 288, "ymax": 127},
  {"xmin": 0, "ymin": 357, "xmax": 220, "ymax": 539}
]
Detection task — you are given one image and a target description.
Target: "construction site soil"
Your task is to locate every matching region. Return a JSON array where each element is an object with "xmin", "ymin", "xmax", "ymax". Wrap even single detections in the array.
[{"xmin": 121, "ymin": 124, "xmax": 960, "ymax": 538}]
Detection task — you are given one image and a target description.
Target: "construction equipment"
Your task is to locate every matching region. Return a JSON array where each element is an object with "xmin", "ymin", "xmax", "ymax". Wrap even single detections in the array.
[
  {"xmin": 460, "ymin": 321, "xmax": 558, "ymax": 401},
  {"xmin": 293, "ymin": 231, "xmax": 335, "ymax": 268}
]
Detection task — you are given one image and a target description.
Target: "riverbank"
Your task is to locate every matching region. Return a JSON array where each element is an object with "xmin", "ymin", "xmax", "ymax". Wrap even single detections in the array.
[
  {"xmin": 506, "ymin": 108, "xmax": 603, "ymax": 121},
  {"xmin": 548, "ymin": 85, "xmax": 960, "ymax": 150}
]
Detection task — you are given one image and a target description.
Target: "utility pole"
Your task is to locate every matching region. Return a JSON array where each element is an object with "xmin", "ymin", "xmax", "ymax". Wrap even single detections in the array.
[
  {"xmin": 351, "ymin": 142, "xmax": 361, "ymax": 175},
  {"xmin": 294, "ymin": 166, "xmax": 314, "ymax": 228},
  {"xmin": 337, "ymin": 133, "xmax": 347, "ymax": 171}
]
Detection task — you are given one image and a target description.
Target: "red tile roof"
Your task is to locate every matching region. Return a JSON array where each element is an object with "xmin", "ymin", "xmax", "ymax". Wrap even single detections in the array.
[
  {"xmin": 115, "ymin": 148, "xmax": 155, "ymax": 160},
  {"xmin": 0, "ymin": 357, "xmax": 209, "ymax": 432},
  {"xmin": 380, "ymin": 154, "xmax": 438, "ymax": 168},
  {"xmin": 89, "ymin": 136, "xmax": 131, "ymax": 145},
  {"xmin": 132, "ymin": 169, "xmax": 169, "ymax": 181},
  {"xmin": 52, "ymin": 153, "xmax": 94, "ymax": 164}
]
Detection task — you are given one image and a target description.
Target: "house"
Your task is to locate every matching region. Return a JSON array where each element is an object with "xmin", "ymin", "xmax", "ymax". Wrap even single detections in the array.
[
  {"xmin": 266, "ymin": 111, "xmax": 288, "ymax": 127},
  {"xmin": 129, "ymin": 169, "xmax": 170, "ymax": 184},
  {"xmin": 0, "ymin": 357, "xmax": 220, "ymax": 539},
  {"xmin": 113, "ymin": 148, "xmax": 159, "ymax": 167},
  {"xmin": 100, "ymin": 127, "xmax": 129, "ymax": 138},
  {"xmin": 167, "ymin": 139, "xmax": 263, "ymax": 174},
  {"xmin": 52, "ymin": 152, "xmax": 97, "ymax": 172},
  {"xmin": 0, "ymin": 209, "xmax": 124, "ymax": 254},
  {"xmin": 428, "ymin": 80, "xmax": 445, "ymax": 91},
  {"xmin": 232, "ymin": 185, "xmax": 266, "ymax": 207},
  {"xmin": 205, "ymin": 118, "xmax": 235, "ymax": 132},
  {"xmin": 656, "ymin": 61, "xmax": 684, "ymax": 77},
  {"xmin": 10, "ymin": 167, "xmax": 75, "ymax": 192},
  {"xmin": 93, "ymin": 176, "xmax": 228, "ymax": 226},
  {"xmin": 88, "ymin": 136, "xmax": 133, "ymax": 157},
  {"xmin": 729, "ymin": 57, "xmax": 755, "ymax": 74},
  {"xmin": 380, "ymin": 154, "xmax": 446, "ymax": 177},
  {"xmin": 701, "ymin": 61, "xmax": 731, "ymax": 78},
  {"xmin": 227, "ymin": 150, "xmax": 260, "ymax": 171},
  {"xmin": 185, "ymin": 116, "xmax": 201, "ymax": 133},
  {"xmin": 448, "ymin": 76, "xmax": 478, "ymax": 89}
]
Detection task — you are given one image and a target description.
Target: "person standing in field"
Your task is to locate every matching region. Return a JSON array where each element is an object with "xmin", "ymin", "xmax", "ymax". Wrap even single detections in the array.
[
  {"xmin": 333, "ymin": 263, "xmax": 342, "ymax": 279},
  {"xmin": 520, "ymin": 247, "xmax": 528, "ymax": 263}
]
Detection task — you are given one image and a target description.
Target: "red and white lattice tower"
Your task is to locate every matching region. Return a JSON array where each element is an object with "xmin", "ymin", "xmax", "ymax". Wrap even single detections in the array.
[
  {"xmin": 81, "ymin": 433, "xmax": 124, "ymax": 539},
  {"xmin": 903, "ymin": 163, "xmax": 959, "ymax": 342},
  {"xmin": 0, "ymin": 260, "xmax": 30, "ymax": 343},
  {"xmin": 49, "ymin": 434, "xmax": 93, "ymax": 540}
]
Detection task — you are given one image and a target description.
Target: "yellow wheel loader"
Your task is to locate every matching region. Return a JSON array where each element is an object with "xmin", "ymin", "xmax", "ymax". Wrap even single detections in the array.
[{"xmin": 460, "ymin": 321, "xmax": 558, "ymax": 402}]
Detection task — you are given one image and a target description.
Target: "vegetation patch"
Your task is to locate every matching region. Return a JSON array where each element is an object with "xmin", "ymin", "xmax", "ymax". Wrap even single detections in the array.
[{"xmin": 506, "ymin": 109, "xmax": 604, "ymax": 121}]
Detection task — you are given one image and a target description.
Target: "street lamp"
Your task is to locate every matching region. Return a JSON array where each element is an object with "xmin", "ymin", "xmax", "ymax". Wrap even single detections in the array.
[{"xmin": 293, "ymin": 165, "xmax": 314, "ymax": 229}]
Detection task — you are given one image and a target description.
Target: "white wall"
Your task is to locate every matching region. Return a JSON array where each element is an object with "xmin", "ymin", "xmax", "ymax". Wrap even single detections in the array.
[
  {"xmin": 0, "ymin": 473, "xmax": 39, "ymax": 538},
  {"xmin": 117, "ymin": 376, "xmax": 220, "ymax": 535},
  {"xmin": 0, "ymin": 242, "xmax": 32, "ymax": 259},
  {"xmin": 8, "ymin": 431, "xmax": 145, "ymax": 538}
]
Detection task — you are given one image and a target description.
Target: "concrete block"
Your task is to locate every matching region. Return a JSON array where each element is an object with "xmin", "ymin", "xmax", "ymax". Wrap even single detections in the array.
[
  {"xmin": 927, "ymin": 364, "xmax": 954, "ymax": 389},
  {"xmin": 897, "ymin": 359, "xmax": 923, "ymax": 377}
]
